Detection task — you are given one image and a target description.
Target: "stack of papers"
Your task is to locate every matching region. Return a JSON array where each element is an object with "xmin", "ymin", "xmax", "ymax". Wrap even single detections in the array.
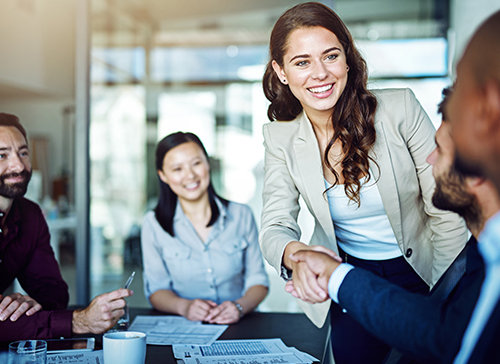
[
  {"xmin": 173, "ymin": 338, "xmax": 318, "ymax": 364},
  {"xmin": 129, "ymin": 315, "xmax": 228, "ymax": 346}
]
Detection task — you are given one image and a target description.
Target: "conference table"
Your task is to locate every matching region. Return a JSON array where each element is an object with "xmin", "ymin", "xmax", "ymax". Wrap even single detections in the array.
[
  {"xmin": 0, "ymin": 307, "xmax": 331, "ymax": 363},
  {"xmin": 114, "ymin": 307, "xmax": 331, "ymax": 363}
]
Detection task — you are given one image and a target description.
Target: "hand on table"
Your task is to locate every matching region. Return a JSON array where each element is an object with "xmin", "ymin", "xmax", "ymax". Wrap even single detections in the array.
[
  {"xmin": 205, "ymin": 301, "xmax": 241, "ymax": 324},
  {"xmin": 72, "ymin": 288, "xmax": 132, "ymax": 334},
  {"xmin": 182, "ymin": 299, "xmax": 217, "ymax": 322},
  {"xmin": 0, "ymin": 293, "xmax": 42, "ymax": 321},
  {"xmin": 286, "ymin": 246, "xmax": 342, "ymax": 303}
]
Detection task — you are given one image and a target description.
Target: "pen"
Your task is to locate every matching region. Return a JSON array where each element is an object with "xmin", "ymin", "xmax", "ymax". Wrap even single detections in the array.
[{"xmin": 124, "ymin": 271, "xmax": 135, "ymax": 290}]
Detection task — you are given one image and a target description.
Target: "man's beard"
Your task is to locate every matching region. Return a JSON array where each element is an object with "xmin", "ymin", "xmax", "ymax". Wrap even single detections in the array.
[
  {"xmin": 432, "ymin": 167, "xmax": 481, "ymax": 228},
  {"xmin": 0, "ymin": 170, "xmax": 32, "ymax": 198}
]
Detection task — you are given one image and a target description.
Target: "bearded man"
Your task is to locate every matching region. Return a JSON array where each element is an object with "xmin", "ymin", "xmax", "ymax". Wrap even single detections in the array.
[
  {"xmin": 0, "ymin": 112, "xmax": 132, "ymax": 342},
  {"xmin": 0, "ymin": 112, "xmax": 69, "ymax": 323},
  {"xmin": 286, "ymin": 88, "xmax": 500, "ymax": 363}
]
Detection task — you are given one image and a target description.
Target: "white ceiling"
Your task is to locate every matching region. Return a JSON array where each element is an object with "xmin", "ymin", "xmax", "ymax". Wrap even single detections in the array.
[
  {"xmin": 0, "ymin": 0, "xmax": 444, "ymax": 98},
  {"xmin": 91, "ymin": 0, "xmax": 444, "ymax": 47}
]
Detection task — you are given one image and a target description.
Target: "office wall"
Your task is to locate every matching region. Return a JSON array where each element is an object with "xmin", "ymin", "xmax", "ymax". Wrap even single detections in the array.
[
  {"xmin": 450, "ymin": 0, "xmax": 500, "ymax": 72},
  {"xmin": 0, "ymin": 0, "xmax": 75, "ymax": 96},
  {"xmin": 0, "ymin": 0, "xmax": 76, "ymax": 198}
]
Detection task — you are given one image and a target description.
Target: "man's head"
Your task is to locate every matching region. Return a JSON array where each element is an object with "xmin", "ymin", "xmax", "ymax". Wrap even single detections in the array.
[
  {"xmin": 0, "ymin": 113, "xmax": 32, "ymax": 200},
  {"xmin": 446, "ymin": 10, "xmax": 500, "ymax": 192},
  {"xmin": 427, "ymin": 88, "xmax": 481, "ymax": 231}
]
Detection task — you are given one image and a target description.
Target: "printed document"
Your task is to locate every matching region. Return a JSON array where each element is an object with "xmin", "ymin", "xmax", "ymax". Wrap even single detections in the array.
[
  {"xmin": 129, "ymin": 315, "xmax": 228, "ymax": 346},
  {"xmin": 47, "ymin": 350, "xmax": 103, "ymax": 364},
  {"xmin": 173, "ymin": 338, "xmax": 318, "ymax": 364}
]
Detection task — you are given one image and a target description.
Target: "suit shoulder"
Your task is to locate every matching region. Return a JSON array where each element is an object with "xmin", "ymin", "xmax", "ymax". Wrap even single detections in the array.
[
  {"xmin": 371, "ymin": 88, "xmax": 416, "ymax": 106},
  {"xmin": 371, "ymin": 88, "xmax": 421, "ymax": 123},
  {"xmin": 263, "ymin": 118, "xmax": 301, "ymax": 133},
  {"xmin": 263, "ymin": 116, "xmax": 302, "ymax": 146}
]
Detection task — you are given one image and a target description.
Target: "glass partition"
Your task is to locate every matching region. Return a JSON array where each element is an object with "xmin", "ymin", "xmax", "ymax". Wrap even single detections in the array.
[{"xmin": 89, "ymin": 0, "xmax": 449, "ymax": 311}]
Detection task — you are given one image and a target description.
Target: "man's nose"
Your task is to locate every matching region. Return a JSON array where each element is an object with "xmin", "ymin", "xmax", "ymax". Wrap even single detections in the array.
[
  {"xmin": 8, "ymin": 154, "xmax": 25, "ymax": 173},
  {"xmin": 426, "ymin": 149, "xmax": 437, "ymax": 166}
]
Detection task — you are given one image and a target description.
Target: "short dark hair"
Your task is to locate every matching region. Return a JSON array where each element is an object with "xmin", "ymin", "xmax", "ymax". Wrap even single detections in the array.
[
  {"xmin": 0, "ymin": 113, "xmax": 27, "ymax": 140},
  {"xmin": 437, "ymin": 87, "xmax": 453, "ymax": 121},
  {"xmin": 154, "ymin": 132, "xmax": 228, "ymax": 236}
]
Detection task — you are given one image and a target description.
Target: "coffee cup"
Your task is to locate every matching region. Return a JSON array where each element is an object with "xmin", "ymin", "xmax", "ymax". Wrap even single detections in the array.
[{"xmin": 103, "ymin": 331, "xmax": 146, "ymax": 364}]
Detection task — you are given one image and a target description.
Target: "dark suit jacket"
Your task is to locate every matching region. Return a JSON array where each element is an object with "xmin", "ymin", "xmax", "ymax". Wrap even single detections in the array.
[
  {"xmin": 337, "ymin": 237, "xmax": 484, "ymax": 363},
  {"xmin": 466, "ymin": 286, "xmax": 500, "ymax": 363}
]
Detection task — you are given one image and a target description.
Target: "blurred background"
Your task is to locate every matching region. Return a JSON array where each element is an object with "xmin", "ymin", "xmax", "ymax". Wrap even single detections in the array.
[{"xmin": 0, "ymin": 0, "xmax": 499, "ymax": 311}]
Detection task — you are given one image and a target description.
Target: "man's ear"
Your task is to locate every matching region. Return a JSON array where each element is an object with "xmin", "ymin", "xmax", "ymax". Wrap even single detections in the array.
[
  {"xmin": 481, "ymin": 80, "xmax": 500, "ymax": 135},
  {"xmin": 465, "ymin": 176, "xmax": 486, "ymax": 190}
]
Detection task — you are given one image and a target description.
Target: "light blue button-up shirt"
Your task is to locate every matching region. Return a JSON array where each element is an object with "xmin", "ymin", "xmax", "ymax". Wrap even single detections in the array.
[
  {"xmin": 141, "ymin": 199, "xmax": 269, "ymax": 304},
  {"xmin": 454, "ymin": 212, "xmax": 500, "ymax": 363}
]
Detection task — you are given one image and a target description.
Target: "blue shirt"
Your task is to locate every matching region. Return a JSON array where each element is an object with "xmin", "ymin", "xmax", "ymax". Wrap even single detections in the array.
[
  {"xmin": 454, "ymin": 212, "xmax": 500, "ymax": 363},
  {"xmin": 141, "ymin": 199, "xmax": 269, "ymax": 304}
]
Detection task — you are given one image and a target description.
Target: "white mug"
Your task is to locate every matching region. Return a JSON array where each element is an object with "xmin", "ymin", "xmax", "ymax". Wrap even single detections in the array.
[{"xmin": 103, "ymin": 331, "xmax": 146, "ymax": 364}]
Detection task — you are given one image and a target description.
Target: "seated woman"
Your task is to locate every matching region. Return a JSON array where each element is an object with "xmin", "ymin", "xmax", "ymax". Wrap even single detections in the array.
[{"xmin": 141, "ymin": 132, "xmax": 269, "ymax": 324}]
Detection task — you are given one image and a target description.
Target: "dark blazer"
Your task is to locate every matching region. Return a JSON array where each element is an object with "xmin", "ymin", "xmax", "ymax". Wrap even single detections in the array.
[
  {"xmin": 337, "ymin": 237, "xmax": 484, "ymax": 363},
  {"xmin": 466, "ymin": 296, "xmax": 500, "ymax": 363}
]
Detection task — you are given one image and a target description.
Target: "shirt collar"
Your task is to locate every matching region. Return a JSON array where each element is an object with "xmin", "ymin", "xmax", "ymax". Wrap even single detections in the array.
[
  {"xmin": 173, "ymin": 197, "xmax": 228, "ymax": 228},
  {"xmin": 478, "ymin": 211, "xmax": 500, "ymax": 265},
  {"xmin": 4, "ymin": 198, "xmax": 22, "ymax": 225},
  {"xmin": 1, "ymin": 198, "xmax": 22, "ymax": 241}
]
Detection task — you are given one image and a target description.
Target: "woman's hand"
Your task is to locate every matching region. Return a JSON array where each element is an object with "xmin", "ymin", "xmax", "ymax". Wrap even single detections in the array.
[
  {"xmin": 205, "ymin": 301, "xmax": 240, "ymax": 324},
  {"xmin": 0, "ymin": 293, "xmax": 42, "ymax": 322},
  {"xmin": 285, "ymin": 244, "xmax": 341, "ymax": 304},
  {"xmin": 181, "ymin": 299, "xmax": 217, "ymax": 322}
]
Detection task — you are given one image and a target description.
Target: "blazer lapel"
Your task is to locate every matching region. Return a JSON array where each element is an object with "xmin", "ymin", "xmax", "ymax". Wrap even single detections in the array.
[
  {"xmin": 370, "ymin": 119, "xmax": 403, "ymax": 243},
  {"xmin": 292, "ymin": 113, "xmax": 336, "ymax": 241}
]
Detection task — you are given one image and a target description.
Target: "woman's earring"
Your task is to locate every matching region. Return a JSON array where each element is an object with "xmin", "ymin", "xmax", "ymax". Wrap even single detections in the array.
[{"xmin": 282, "ymin": 78, "xmax": 288, "ymax": 84}]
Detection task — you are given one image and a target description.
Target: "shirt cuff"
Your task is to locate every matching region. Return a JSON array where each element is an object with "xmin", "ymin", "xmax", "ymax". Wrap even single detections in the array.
[
  {"xmin": 328, "ymin": 263, "xmax": 355, "ymax": 303},
  {"xmin": 51, "ymin": 309, "xmax": 74, "ymax": 338},
  {"xmin": 280, "ymin": 264, "xmax": 293, "ymax": 281}
]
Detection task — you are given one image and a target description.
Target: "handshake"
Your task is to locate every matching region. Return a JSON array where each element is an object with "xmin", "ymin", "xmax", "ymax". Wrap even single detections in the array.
[{"xmin": 284, "ymin": 244, "xmax": 343, "ymax": 304}]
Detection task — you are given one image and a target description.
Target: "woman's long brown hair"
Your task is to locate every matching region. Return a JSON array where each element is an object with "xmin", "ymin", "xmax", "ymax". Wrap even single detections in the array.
[{"xmin": 263, "ymin": 2, "xmax": 378, "ymax": 204}]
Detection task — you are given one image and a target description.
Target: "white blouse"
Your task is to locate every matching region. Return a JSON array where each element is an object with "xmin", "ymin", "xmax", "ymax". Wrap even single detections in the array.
[{"xmin": 325, "ymin": 176, "xmax": 402, "ymax": 260}]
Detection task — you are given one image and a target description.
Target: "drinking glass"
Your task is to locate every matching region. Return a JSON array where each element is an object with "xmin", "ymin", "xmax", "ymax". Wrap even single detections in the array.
[{"xmin": 8, "ymin": 340, "xmax": 47, "ymax": 364}]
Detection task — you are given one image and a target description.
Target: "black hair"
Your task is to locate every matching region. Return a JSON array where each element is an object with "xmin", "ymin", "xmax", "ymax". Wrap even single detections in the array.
[{"xmin": 154, "ymin": 132, "xmax": 228, "ymax": 236}]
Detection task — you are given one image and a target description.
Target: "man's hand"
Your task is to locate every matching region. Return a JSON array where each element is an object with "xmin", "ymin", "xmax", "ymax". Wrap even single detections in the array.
[
  {"xmin": 0, "ymin": 293, "xmax": 42, "ymax": 321},
  {"xmin": 181, "ymin": 299, "xmax": 217, "ymax": 322},
  {"xmin": 286, "ymin": 245, "xmax": 341, "ymax": 303},
  {"xmin": 285, "ymin": 250, "xmax": 340, "ymax": 302},
  {"xmin": 205, "ymin": 301, "xmax": 240, "ymax": 324},
  {"xmin": 72, "ymin": 288, "xmax": 132, "ymax": 334}
]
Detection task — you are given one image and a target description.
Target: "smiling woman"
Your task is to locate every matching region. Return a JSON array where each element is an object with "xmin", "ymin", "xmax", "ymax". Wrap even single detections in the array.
[
  {"xmin": 140, "ymin": 132, "xmax": 269, "ymax": 325},
  {"xmin": 259, "ymin": 2, "xmax": 468, "ymax": 364},
  {"xmin": 271, "ymin": 26, "xmax": 349, "ymax": 121}
]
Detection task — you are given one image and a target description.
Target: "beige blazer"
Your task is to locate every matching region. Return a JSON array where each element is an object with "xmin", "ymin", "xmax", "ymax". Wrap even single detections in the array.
[{"xmin": 259, "ymin": 88, "xmax": 469, "ymax": 328}]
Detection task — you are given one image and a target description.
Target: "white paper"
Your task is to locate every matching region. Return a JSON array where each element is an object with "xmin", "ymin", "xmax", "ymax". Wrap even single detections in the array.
[
  {"xmin": 173, "ymin": 339, "xmax": 288, "ymax": 358},
  {"xmin": 173, "ymin": 339, "xmax": 318, "ymax": 364},
  {"xmin": 181, "ymin": 353, "xmax": 310, "ymax": 364},
  {"xmin": 129, "ymin": 315, "xmax": 228, "ymax": 346},
  {"xmin": 47, "ymin": 350, "xmax": 103, "ymax": 364}
]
